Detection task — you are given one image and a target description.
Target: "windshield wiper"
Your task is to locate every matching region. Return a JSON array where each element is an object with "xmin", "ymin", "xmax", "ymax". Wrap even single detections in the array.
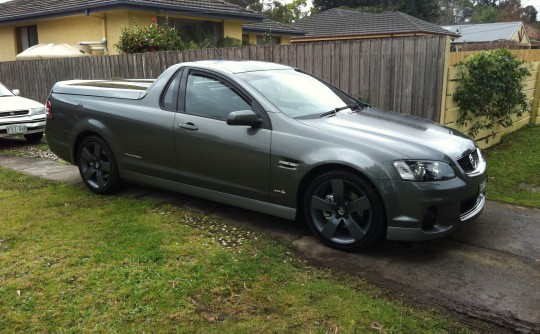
[{"xmin": 320, "ymin": 106, "xmax": 350, "ymax": 118}]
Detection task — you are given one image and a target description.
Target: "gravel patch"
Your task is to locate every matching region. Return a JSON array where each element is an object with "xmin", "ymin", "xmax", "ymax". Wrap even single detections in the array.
[{"xmin": 0, "ymin": 139, "xmax": 60, "ymax": 161}]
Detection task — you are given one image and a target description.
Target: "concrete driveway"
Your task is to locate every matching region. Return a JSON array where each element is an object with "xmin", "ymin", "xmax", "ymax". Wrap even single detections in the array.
[{"xmin": 0, "ymin": 150, "xmax": 538, "ymax": 334}]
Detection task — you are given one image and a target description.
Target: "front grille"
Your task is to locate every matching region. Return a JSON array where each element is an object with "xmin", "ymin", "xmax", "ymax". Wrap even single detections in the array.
[
  {"xmin": 0, "ymin": 110, "xmax": 29, "ymax": 117},
  {"xmin": 457, "ymin": 149, "xmax": 480, "ymax": 173}
]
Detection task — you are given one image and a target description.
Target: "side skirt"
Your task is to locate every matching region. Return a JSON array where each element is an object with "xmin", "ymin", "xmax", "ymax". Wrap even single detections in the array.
[{"xmin": 120, "ymin": 170, "xmax": 297, "ymax": 220}]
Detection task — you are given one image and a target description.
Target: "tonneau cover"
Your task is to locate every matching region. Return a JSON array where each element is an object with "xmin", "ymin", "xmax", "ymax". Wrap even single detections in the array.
[{"xmin": 51, "ymin": 79, "xmax": 155, "ymax": 99}]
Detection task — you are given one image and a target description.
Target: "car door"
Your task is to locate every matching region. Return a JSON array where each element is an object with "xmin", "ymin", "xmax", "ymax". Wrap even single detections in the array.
[{"xmin": 173, "ymin": 69, "xmax": 271, "ymax": 201}]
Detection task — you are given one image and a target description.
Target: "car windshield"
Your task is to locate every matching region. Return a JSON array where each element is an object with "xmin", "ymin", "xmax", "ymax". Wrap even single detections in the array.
[
  {"xmin": 0, "ymin": 83, "xmax": 14, "ymax": 97},
  {"xmin": 237, "ymin": 69, "xmax": 351, "ymax": 118}
]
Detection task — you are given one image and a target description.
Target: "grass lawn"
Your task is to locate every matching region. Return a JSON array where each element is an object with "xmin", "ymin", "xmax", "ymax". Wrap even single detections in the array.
[
  {"xmin": 484, "ymin": 124, "xmax": 540, "ymax": 208},
  {"xmin": 0, "ymin": 167, "xmax": 472, "ymax": 333}
]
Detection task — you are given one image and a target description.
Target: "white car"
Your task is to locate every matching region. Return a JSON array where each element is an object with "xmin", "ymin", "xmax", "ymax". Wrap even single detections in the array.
[{"xmin": 0, "ymin": 82, "xmax": 46, "ymax": 143}]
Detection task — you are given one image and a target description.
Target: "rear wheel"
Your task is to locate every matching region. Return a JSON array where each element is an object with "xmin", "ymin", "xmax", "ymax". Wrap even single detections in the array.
[
  {"xmin": 303, "ymin": 171, "xmax": 385, "ymax": 251},
  {"xmin": 24, "ymin": 132, "xmax": 43, "ymax": 143},
  {"xmin": 77, "ymin": 136, "xmax": 120, "ymax": 194}
]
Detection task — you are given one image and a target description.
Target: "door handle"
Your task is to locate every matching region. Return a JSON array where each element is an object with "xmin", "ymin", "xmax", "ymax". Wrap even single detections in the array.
[{"xmin": 179, "ymin": 122, "xmax": 198, "ymax": 131}]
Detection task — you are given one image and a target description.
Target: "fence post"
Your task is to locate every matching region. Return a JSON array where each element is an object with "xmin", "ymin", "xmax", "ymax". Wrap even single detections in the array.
[
  {"xmin": 439, "ymin": 36, "xmax": 452, "ymax": 124},
  {"xmin": 531, "ymin": 62, "xmax": 540, "ymax": 125}
]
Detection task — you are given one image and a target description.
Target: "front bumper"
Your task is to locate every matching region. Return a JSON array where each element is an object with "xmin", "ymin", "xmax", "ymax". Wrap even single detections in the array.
[
  {"xmin": 383, "ymin": 171, "xmax": 487, "ymax": 241},
  {"xmin": 0, "ymin": 119, "xmax": 46, "ymax": 138}
]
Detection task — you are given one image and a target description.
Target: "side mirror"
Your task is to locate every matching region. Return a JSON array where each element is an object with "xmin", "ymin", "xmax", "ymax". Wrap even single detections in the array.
[
  {"xmin": 227, "ymin": 110, "xmax": 262, "ymax": 127},
  {"xmin": 12, "ymin": 89, "xmax": 20, "ymax": 96}
]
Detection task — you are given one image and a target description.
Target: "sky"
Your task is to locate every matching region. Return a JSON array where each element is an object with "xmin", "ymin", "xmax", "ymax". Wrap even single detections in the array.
[{"xmin": 523, "ymin": 0, "xmax": 540, "ymax": 14}]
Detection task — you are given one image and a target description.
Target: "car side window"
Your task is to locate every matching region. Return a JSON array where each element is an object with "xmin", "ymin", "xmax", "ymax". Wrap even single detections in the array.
[
  {"xmin": 185, "ymin": 73, "xmax": 251, "ymax": 121},
  {"xmin": 161, "ymin": 70, "xmax": 182, "ymax": 111}
]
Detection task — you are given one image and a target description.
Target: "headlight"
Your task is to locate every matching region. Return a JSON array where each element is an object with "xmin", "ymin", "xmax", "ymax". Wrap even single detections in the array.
[
  {"xmin": 393, "ymin": 160, "xmax": 455, "ymax": 181},
  {"xmin": 30, "ymin": 107, "xmax": 46, "ymax": 115}
]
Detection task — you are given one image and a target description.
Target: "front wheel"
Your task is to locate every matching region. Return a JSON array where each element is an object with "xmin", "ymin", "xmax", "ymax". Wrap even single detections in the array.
[
  {"xmin": 303, "ymin": 171, "xmax": 385, "ymax": 251},
  {"xmin": 77, "ymin": 136, "xmax": 120, "ymax": 194}
]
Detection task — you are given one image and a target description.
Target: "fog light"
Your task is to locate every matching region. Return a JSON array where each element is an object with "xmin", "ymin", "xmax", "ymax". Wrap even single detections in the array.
[{"xmin": 422, "ymin": 206, "xmax": 437, "ymax": 230}]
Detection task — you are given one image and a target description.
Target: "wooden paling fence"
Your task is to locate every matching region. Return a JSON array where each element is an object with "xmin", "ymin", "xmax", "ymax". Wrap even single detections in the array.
[
  {"xmin": 0, "ymin": 36, "xmax": 449, "ymax": 122},
  {"xmin": 449, "ymin": 49, "xmax": 540, "ymax": 66}
]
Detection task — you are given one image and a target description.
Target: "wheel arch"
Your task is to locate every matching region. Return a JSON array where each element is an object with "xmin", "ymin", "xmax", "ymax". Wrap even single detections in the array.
[
  {"xmin": 73, "ymin": 131, "xmax": 105, "ymax": 162},
  {"xmin": 71, "ymin": 118, "xmax": 117, "ymax": 163},
  {"xmin": 295, "ymin": 163, "xmax": 388, "ymax": 224}
]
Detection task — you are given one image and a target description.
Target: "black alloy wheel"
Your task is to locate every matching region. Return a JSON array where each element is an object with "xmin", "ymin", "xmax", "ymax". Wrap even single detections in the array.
[
  {"xmin": 304, "ymin": 171, "xmax": 385, "ymax": 250},
  {"xmin": 77, "ymin": 136, "xmax": 120, "ymax": 194}
]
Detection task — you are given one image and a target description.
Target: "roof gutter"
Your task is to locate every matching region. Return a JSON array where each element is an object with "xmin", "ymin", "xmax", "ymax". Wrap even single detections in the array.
[{"xmin": 242, "ymin": 28, "xmax": 306, "ymax": 36}]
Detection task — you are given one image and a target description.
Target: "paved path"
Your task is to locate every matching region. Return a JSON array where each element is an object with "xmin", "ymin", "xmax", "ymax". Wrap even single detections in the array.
[{"xmin": 1, "ymin": 154, "xmax": 539, "ymax": 333}]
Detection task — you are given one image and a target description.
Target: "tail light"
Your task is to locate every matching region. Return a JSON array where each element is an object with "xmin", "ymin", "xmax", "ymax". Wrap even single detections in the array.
[{"xmin": 46, "ymin": 99, "xmax": 52, "ymax": 119}]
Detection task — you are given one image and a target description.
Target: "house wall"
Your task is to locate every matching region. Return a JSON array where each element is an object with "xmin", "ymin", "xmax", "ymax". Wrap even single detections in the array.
[
  {"xmin": 245, "ymin": 33, "xmax": 292, "ymax": 45},
  {"xmin": 0, "ymin": 26, "xmax": 17, "ymax": 62},
  {"xmin": 0, "ymin": 10, "xmax": 255, "ymax": 60},
  {"xmin": 511, "ymin": 25, "xmax": 530, "ymax": 45},
  {"xmin": 104, "ymin": 11, "xmax": 130, "ymax": 55},
  {"xmin": 223, "ymin": 20, "xmax": 243, "ymax": 40},
  {"xmin": 38, "ymin": 15, "xmax": 105, "ymax": 46}
]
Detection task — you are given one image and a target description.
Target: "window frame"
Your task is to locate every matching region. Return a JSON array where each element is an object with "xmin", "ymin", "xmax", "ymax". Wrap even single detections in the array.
[
  {"xmin": 178, "ymin": 68, "xmax": 272, "ymax": 129},
  {"xmin": 160, "ymin": 69, "xmax": 183, "ymax": 111},
  {"xmin": 16, "ymin": 25, "xmax": 38, "ymax": 53}
]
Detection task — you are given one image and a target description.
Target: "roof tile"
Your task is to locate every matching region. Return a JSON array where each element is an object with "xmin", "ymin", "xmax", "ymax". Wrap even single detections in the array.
[
  {"xmin": 292, "ymin": 8, "xmax": 457, "ymax": 39},
  {"xmin": 0, "ymin": 0, "xmax": 263, "ymax": 23}
]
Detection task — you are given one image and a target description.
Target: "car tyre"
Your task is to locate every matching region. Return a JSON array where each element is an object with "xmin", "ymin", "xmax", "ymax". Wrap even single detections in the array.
[
  {"xmin": 77, "ymin": 136, "xmax": 120, "ymax": 194},
  {"xmin": 303, "ymin": 171, "xmax": 385, "ymax": 251},
  {"xmin": 24, "ymin": 132, "xmax": 43, "ymax": 143}
]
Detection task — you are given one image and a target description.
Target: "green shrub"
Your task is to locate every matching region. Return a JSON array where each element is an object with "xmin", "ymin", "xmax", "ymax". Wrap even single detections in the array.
[
  {"xmin": 217, "ymin": 37, "xmax": 243, "ymax": 48},
  {"xmin": 453, "ymin": 48, "xmax": 530, "ymax": 137},
  {"xmin": 114, "ymin": 18, "xmax": 185, "ymax": 54}
]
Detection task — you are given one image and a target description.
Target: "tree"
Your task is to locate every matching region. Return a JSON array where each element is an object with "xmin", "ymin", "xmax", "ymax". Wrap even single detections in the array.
[
  {"xmin": 470, "ymin": 3, "xmax": 500, "ymax": 22},
  {"xmin": 225, "ymin": 0, "xmax": 264, "ymax": 12},
  {"xmin": 498, "ymin": 0, "xmax": 522, "ymax": 21},
  {"xmin": 437, "ymin": 0, "xmax": 474, "ymax": 24},
  {"xmin": 521, "ymin": 5, "xmax": 538, "ymax": 23},
  {"xmin": 454, "ymin": 49, "xmax": 530, "ymax": 137},
  {"xmin": 313, "ymin": 0, "xmax": 347, "ymax": 12},
  {"xmin": 391, "ymin": 0, "xmax": 440, "ymax": 21},
  {"xmin": 264, "ymin": 0, "xmax": 308, "ymax": 23}
]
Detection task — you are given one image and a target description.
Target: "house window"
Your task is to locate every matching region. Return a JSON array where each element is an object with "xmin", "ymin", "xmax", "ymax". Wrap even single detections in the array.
[
  {"xmin": 158, "ymin": 17, "xmax": 222, "ymax": 47},
  {"xmin": 16, "ymin": 25, "xmax": 38, "ymax": 53},
  {"xmin": 256, "ymin": 35, "xmax": 281, "ymax": 45}
]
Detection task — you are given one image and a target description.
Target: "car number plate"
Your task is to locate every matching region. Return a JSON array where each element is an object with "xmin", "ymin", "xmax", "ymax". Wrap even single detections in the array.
[
  {"xmin": 479, "ymin": 179, "xmax": 487, "ymax": 193},
  {"xmin": 6, "ymin": 125, "xmax": 27, "ymax": 134}
]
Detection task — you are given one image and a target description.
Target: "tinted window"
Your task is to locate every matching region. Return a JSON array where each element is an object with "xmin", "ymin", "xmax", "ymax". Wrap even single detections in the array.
[
  {"xmin": 237, "ymin": 69, "xmax": 347, "ymax": 118},
  {"xmin": 162, "ymin": 70, "xmax": 182, "ymax": 110},
  {"xmin": 185, "ymin": 73, "xmax": 250, "ymax": 121}
]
